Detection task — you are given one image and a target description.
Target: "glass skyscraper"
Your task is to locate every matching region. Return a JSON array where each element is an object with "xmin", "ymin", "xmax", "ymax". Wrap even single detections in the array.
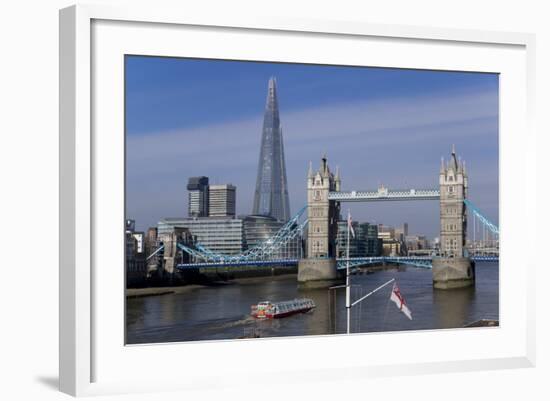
[{"xmin": 252, "ymin": 77, "xmax": 291, "ymax": 222}]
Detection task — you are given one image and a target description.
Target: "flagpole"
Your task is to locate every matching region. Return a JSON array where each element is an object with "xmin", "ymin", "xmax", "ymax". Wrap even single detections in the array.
[{"xmin": 346, "ymin": 209, "xmax": 351, "ymax": 335}]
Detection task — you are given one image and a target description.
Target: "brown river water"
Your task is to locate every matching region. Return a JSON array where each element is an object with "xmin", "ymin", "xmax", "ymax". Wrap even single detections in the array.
[{"xmin": 126, "ymin": 262, "xmax": 498, "ymax": 344}]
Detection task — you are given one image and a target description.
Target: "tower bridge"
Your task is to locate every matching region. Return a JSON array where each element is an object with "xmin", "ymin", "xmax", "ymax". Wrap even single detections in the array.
[
  {"xmin": 297, "ymin": 146, "xmax": 486, "ymax": 289},
  {"xmin": 153, "ymin": 146, "xmax": 498, "ymax": 290},
  {"xmin": 298, "ymin": 147, "xmax": 478, "ymax": 289}
]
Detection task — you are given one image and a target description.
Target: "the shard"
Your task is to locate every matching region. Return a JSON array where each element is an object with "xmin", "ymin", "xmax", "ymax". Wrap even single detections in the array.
[{"xmin": 252, "ymin": 77, "xmax": 291, "ymax": 222}]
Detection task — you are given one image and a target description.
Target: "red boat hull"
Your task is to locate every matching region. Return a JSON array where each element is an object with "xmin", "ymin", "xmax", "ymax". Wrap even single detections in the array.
[
  {"xmin": 251, "ymin": 298, "xmax": 316, "ymax": 319},
  {"xmin": 252, "ymin": 306, "xmax": 314, "ymax": 319}
]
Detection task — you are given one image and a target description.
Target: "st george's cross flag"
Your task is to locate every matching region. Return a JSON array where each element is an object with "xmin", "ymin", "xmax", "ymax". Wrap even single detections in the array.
[
  {"xmin": 390, "ymin": 282, "xmax": 412, "ymax": 320},
  {"xmin": 347, "ymin": 210, "xmax": 355, "ymax": 238}
]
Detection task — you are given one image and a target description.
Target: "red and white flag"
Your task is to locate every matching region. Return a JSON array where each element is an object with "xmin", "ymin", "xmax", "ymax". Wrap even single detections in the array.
[
  {"xmin": 347, "ymin": 210, "xmax": 355, "ymax": 238},
  {"xmin": 390, "ymin": 283, "xmax": 412, "ymax": 320}
]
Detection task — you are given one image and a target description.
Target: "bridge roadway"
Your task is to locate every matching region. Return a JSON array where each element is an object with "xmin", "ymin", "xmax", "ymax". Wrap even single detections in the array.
[
  {"xmin": 328, "ymin": 188, "xmax": 440, "ymax": 202},
  {"xmin": 156, "ymin": 197, "xmax": 498, "ymax": 269},
  {"xmin": 176, "ymin": 255, "xmax": 498, "ymax": 270}
]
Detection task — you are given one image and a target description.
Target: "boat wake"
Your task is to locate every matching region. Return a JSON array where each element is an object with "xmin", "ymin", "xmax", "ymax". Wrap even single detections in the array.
[{"xmin": 215, "ymin": 316, "xmax": 256, "ymax": 329}]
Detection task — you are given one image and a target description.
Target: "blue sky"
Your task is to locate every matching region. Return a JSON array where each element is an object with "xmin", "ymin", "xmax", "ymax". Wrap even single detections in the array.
[{"xmin": 126, "ymin": 56, "xmax": 499, "ymax": 239}]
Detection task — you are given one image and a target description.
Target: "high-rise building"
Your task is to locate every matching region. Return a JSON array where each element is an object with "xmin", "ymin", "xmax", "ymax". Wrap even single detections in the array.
[
  {"xmin": 187, "ymin": 176, "xmax": 209, "ymax": 217},
  {"xmin": 208, "ymin": 184, "xmax": 236, "ymax": 217},
  {"xmin": 252, "ymin": 77, "xmax": 291, "ymax": 222}
]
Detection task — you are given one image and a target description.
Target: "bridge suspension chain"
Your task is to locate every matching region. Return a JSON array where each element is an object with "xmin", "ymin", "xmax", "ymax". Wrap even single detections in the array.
[
  {"xmin": 177, "ymin": 206, "xmax": 308, "ymax": 263},
  {"xmin": 464, "ymin": 199, "xmax": 499, "ymax": 257},
  {"xmin": 149, "ymin": 199, "xmax": 500, "ymax": 267}
]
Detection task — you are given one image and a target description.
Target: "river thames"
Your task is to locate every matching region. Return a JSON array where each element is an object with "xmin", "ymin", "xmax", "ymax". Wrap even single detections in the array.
[{"xmin": 126, "ymin": 261, "xmax": 498, "ymax": 344}]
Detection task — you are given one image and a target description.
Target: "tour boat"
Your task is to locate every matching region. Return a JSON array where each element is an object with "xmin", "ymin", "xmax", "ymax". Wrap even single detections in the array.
[{"xmin": 251, "ymin": 298, "xmax": 315, "ymax": 319}]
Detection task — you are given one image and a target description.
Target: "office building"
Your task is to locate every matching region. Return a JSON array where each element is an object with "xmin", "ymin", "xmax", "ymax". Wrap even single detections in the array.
[
  {"xmin": 406, "ymin": 235, "xmax": 431, "ymax": 256},
  {"xmin": 336, "ymin": 220, "xmax": 362, "ymax": 258},
  {"xmin": 336, "ymin": 221, "xmax": 382, "ymax": 257},
  {"xmin": 158, "ymin": 217, "xmax": 244, "ymax": 256},
  {"xmin": 362, "ymin": 223, "xmax": 381, "ymax": 256},
  {"xmin": 208, "ymin": 184, "xmax": 236, "ymax": 217},
  {"xmin": 382, "ymin": 240, "xmax": 402, "ymax": 256},
  {"xmin": 187, "ymin": 176, "xmax": 209, "ymax": 217},
  {"xmin": 405, "ymin": 235, "xmax": 429, "ymax": 250},
  {"xmin": 378, "ymin": 224, "xmax": 395, "ymax": 240},
  {"xmin": 394, "ymin": 223, "xmax": 409, "ymax": 242},
  {"xmin": 378, "ymin": 224, "xmax": 405, "ymax": 256}
]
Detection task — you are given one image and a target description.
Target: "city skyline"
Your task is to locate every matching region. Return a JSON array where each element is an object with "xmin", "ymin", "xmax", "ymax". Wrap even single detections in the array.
[{"xmin": 126, "ymin": 56, "xmax": 499, "ymax": 239}]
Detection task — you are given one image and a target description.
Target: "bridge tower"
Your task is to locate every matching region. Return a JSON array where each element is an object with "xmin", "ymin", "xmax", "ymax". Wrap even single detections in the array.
[
  {"xmin": 432, "ymin": 146, "xmax": 475, "ymax": 289},
  {"xmin": 297, "ymin": 155, "xmax": 342, "ymax": 287},
  {"xmin": 157, "ymin": 228, "xmax": 188, "ymax": 283}
]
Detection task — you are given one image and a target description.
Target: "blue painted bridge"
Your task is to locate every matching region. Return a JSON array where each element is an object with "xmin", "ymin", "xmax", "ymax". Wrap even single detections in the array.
[
  {"xmin": 146, "ymin": 196, "xmax": 499, "ymax": 272},
  {"xmin": 176, "ymin": 255, "xmax": 498, "ymax": 270}
]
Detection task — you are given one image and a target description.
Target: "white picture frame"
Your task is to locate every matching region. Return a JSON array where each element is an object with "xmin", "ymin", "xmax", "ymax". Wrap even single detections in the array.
[{"xmin": 59, "ymin": 4, "xmax": 536, "ymax": 397}]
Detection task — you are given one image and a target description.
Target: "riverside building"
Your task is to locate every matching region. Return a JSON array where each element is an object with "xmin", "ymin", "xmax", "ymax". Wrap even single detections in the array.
[
  {"xmin": 208, "ymin": 184, "xmax": 236, "ymax": 217},
  {"xmin": 336, "ymin": 221, "xmax": 382, "ymax": 258},
  {"xmin": 158, "ymin": 217, "xmax": 244, "ymax": 256},
  {"xmin": 336, "ymin": 220, "xmax": 361, "ymax": 258},
  {"xmin": 364, "ymin": 223, "xmax": 382, "ymax": 256}
]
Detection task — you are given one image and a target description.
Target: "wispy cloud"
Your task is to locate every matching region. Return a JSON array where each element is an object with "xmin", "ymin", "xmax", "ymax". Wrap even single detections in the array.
[{"xmin": 127, "ymin": 87, "xmax": 498, "ymax": 237}]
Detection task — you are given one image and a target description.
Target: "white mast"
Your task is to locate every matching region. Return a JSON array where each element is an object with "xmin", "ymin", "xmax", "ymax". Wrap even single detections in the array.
[
  {"xmin": 342, "ymin": 209, "xmax": 394, "ymax": 334},
  {"xmin": 346, "ymin": 209, "xmax": 351, "ymax": 334}
]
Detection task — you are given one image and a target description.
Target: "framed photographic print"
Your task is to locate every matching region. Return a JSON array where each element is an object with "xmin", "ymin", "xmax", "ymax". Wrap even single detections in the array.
[{"xmin": 60, "ymin": 4, "xmax": 536, "ymax": 397}]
